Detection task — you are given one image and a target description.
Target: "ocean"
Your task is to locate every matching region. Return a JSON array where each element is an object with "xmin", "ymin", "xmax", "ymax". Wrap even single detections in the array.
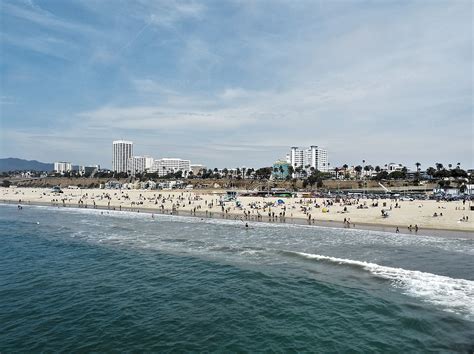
[{"xmin": 0, "ymin": 204, "xmax": 473, "ymax": 352}]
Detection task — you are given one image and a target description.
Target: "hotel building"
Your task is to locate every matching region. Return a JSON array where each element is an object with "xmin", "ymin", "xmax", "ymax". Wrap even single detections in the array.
[
  {"xmin": 112, "ymin": 140, "xmax": 133, "ymax": 173},
  {"xmin": 151, "ymin": 158, "xmax": 191, "ymax": 177}
]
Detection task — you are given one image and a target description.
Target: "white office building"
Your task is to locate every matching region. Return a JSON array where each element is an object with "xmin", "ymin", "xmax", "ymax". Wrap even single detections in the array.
[
  {"xmin": 128, "ymin": 156, "xmax": 147, "ymax": 175},
  {"xmin": 287, "ymin": 146, "xmax": 328, "ymax": 172},
  {"xmin": 54, "ymin": 161, "xmax": 72, "ymax": 174},
  {"xmin": 112, "ymin": 140, "xmax": 133, "ymax": 173},
  {"xmin": 151, "ymin": 158, "xmax": 191, "ymax": 177}
]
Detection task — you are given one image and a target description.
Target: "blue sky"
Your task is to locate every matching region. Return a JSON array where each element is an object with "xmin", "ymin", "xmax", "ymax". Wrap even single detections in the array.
[{"xmin": 0, "ymin": 0, "xmax": 472, "ymax": 169}]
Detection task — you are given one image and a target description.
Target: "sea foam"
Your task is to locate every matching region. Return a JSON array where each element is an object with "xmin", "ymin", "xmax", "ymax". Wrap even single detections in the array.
[{"xmin": 288, "ymin": 251, "xmax": 474, "ymax": 320}]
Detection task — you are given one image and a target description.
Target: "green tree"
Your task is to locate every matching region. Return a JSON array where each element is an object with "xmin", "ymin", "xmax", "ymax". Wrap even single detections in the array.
[
  {"xmin": 426, "ymin": 167, "xmax": 436, "ymax": 178},
  {"xmin": 255, "ymin": 167, "xmax": 272, "ymax": 180},
  {"xmin": 288, "ymin": 165, "xmax": 294, "ymax": 177}
]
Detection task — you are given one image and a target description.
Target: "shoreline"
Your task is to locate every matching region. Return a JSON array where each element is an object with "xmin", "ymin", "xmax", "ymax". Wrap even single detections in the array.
[{"xmin": 2, "ymin": 199, "xmax": 473, "ymax": 240}]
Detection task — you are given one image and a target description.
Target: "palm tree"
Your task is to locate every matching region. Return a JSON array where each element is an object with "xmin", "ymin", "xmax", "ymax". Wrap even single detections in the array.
[
  {"xmin": 415, "ymin": 162, "xmax": 421, "ymax": 172},
  {"xmin": 288, "ymin": 165, "xmax": 294, "ymax": 177},
  {"xmin": 435, "ymin": 163, "xmax": 443, "ymax": 171},
  {"xmin": 448, "ymin": 163, "xmax": 452, "ymax": 170},
  {"xmin": 426, "ymin": 167, "xmax": 436, "ymax": 177}
]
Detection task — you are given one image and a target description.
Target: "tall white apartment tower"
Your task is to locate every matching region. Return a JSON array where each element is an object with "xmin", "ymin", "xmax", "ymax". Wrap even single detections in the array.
[
  {"xmin": 290, "ymin": 146, "xmax": 304, "ymax": 168},
  {"xmin": 112, "ymin": 140, "xmax": 133, "ymax": 173},
  {"xmin": 309, "ymin": 145, "xmax": 328, "ymax": 172},
  {"xmin": 288, "ymin": 145, "xmax": 328, "ymax": 172}
]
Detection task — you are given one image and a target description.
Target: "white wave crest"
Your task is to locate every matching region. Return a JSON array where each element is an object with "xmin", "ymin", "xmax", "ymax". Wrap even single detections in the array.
[{"xmin": 292, "ymin": 251, "xmax": 474, "ymax": 320}]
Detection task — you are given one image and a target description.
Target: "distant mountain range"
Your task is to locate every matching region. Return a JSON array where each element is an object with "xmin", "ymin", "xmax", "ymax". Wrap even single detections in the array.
[{"xmin": 0, "ymin": 158, "xmax": 54, "ymax": 172}]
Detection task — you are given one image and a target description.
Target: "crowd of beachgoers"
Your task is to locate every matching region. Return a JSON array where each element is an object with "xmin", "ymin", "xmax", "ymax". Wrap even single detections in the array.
[{"xmin": 1, "ymin": 187, "xmax": 472, "ymax": 234}]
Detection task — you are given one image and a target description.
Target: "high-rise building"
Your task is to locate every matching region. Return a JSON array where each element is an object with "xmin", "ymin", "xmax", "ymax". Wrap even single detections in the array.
[
  {"xmin": 54, "ymin": 161, "xmax": 72, "ymax": 174},
  {"xmin": 112, "ymin": 140, "xmax": 133, "ymax": 173},
  {"xmin": 287, "ymin": 146, "xmax": 328, "ymax": 172}
]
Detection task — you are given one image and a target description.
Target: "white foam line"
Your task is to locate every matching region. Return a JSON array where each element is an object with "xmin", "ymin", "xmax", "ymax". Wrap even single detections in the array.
[
  {"xmin": 294, "ymin": 251, "xmax": 474, "ymax": 320},
  {"xmin": 5, "ymin": 203, "xmax": 471, "ymax": 253},
  {"xmin": 1, "ymin": 203, "xmax": 401, "ymax": 236}
]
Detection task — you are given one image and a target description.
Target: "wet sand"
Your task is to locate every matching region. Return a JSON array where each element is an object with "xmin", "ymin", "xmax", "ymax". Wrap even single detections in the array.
[{"xmin": 2, "ymin": 187, "xmax": 472, "ymax": 238}]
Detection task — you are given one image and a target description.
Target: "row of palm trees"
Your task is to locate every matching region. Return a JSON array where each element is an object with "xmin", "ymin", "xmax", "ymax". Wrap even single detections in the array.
[{"xmin": 332, "ymin": 161, "xmax": 466, "ymax": 180}]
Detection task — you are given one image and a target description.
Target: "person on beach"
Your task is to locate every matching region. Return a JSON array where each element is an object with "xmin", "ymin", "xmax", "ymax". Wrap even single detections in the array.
[{"xmin": 396, "ymin": 227, "xmax": 399, "ymax": 233}]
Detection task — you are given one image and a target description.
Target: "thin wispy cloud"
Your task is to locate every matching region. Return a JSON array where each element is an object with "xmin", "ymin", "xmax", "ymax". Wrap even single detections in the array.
[{"xmin": 0, "ymin": 0, "xmax": 472, "ymax": 168}]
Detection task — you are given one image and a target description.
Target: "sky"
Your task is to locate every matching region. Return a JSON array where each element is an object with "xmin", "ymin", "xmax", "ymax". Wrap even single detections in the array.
[{"xmin": 0, "ymin": 0, "xmax": 472, "ymax": 169}]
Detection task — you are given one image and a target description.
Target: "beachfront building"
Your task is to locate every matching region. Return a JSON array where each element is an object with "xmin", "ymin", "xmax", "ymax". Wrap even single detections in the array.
[
  {"xmin": 190, "ymin": 164, "xmax": 206, "ymax": 176},
  {"xmin": 287, "ymin": 146, "xmax": 328, "ymax": 172},
  {"xmin": 150, "ymin": 158, "xmax": 191, "ymax": 177},
  {"xmin": 128, "ymin": 156, "xmax": 147, "ymax": 175},
  {"xmin": 272, "ymin": 160, "xmax": 290, "ymax": 180},
  {"xmin": 112, "ymin": 140, "xmax": 133, "ymax": 173},
  {"xmin": 54, "ymin": 161, "xmax": 72, "ymax": 174}
]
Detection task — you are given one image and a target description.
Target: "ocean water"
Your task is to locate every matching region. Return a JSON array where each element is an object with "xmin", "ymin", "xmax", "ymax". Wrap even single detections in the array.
[{"xmin": 0, "ymin": 204, "xmax": 473, "ymax": 352}]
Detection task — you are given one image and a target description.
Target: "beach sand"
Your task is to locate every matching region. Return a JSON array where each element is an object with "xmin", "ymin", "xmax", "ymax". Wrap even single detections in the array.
[{"xmin": 1, "ymin": 187, "xmax": 472, "ymax": 236}]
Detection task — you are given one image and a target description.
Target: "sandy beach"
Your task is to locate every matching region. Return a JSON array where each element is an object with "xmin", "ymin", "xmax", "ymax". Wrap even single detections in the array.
[{"xmin": 1, "ymin": 187, "xmax": 472, "ymax": 235}]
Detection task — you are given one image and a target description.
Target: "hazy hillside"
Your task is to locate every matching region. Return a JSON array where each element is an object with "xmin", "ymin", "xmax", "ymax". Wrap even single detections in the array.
[{"xmin": 0, "ymin": 158, "xmax": 53, "ymax": 172}]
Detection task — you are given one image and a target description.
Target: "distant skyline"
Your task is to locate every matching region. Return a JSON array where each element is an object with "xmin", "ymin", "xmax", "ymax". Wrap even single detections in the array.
[{"xmin": 1, "ymin": 0, "xmax": 472, "ymax": 169}]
